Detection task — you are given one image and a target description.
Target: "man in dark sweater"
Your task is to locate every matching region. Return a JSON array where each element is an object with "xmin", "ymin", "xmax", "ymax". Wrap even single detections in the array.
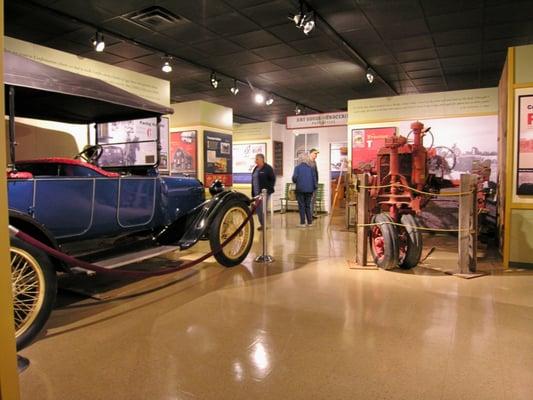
[{"xmin": 251, "ymin": 153, "xmax": 276, "ymax": 230}]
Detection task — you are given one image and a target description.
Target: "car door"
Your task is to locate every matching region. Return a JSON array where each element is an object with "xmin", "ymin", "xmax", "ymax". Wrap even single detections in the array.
[{"xmin": 32, "ymin": 177, "xmax": 95, "ymax": 238}]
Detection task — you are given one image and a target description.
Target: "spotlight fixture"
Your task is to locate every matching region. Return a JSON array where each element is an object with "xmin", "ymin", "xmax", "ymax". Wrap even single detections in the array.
[
  {"xmin": 230, "ymin": 80, "xmax": 239, "ymax": 95},
  {"xmin": 294, "ymin": 104, "xmax": 302, "ymax": 115},
  {"xmin": 266, "ymin": 95, "xmax": 274, "ymax": 106},
  {"xmin": 288, "ymin": 1, "xmax": 315, "ymax": 36},
  {"xmin": 254, "ymin": 92, "xmax": 265, "ymax": 104},
  {"xmin": 302, "ymin": 12, "xmax": 315, "ymax": 35},
  {"xmin": 92, "ymin": 31, "xmax": 105, "ymax": 52},
  {"xmin": 366, "ymin": 67, "xmax": 375, "ymax": 84},
  {"xmin": 161, "ymin": 56, "xmax": 172, "ymax": 73},
  {"xmin": 210, "ymin": 72, "xmax": 221, "ymax": 89}
]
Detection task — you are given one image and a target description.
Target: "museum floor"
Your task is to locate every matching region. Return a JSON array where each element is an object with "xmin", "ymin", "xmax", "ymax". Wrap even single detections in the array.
[{"xmin": 19, "ymin": 212, "xmax": 533, "ymax": 400}]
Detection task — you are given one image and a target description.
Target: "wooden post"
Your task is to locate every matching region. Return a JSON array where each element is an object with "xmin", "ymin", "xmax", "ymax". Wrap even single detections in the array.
[
  {"xmin": 458, "ymin": 174, "xmax": 478, "ymax": 274},
  {"xmin": 356, "ymin": 174, "xmax": 369, "ymax": 266}
]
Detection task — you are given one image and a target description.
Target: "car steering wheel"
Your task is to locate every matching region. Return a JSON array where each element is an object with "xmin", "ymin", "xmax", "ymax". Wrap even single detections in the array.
[{"xmin": 75, "ymin": 144, "xmax": 103, "ymax": 163}]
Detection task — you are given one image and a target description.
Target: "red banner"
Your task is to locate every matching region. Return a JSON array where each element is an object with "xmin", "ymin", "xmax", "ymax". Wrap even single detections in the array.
[
  {"xmin": 204, "ymin": 173, "xmax": 233, "ymax": 188},
  {"xmin": 351, "ymin": 127, "xmax": 396, "ymax": 172}
]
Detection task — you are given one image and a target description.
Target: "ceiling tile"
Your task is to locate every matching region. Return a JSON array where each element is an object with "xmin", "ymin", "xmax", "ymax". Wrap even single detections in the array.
[
  {"xmin": 203, "ymin": 12, "xmax": 260, "ymax": 36},
  {"xmin": 105, "ymin": 41, "xmax": 152, "ymax": 58},
  {"xmin": 191, "ymin": 39, "xmax": 243, "ymax": 56},
  {"xmin": 288, "ymin": 36, "xmax": 338, "ymax": 54},
  {"xmin": 230, "ymin": 30, "xmax": 281, "ymax": 49},
  {"xmin": 433, "ymin": 28, "xmax": 483, "ymax": 47},
  {"xmin": 252, "ymin": 43, "xmax": 299, "ymax": 59}
]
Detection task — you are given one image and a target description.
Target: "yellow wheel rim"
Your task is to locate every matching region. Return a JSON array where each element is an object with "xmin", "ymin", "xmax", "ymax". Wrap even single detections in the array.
[
  {"xmin": 11, "ymin": 247, "xmax": 46, "ymax": 339},
  {"xmin": 219, "ymin": 206, "xmax": 251, "ymax": 260}
]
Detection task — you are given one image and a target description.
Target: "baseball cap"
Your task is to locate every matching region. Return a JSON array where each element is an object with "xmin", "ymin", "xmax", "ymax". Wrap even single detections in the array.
[{"xmin": 309, "ymin": 148, "xmax": 319, "ymax": 153}]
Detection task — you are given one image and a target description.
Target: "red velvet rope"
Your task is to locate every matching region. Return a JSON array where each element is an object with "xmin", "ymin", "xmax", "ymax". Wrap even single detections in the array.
[{"xmin": 13, "ymin": 198, "xmax": 260, "ymax": 278}]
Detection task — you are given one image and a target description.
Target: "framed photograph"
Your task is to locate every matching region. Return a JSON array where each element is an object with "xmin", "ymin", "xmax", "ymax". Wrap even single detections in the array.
[
  {"xmin": 273, "ymin": 140, "xmax": 283, "ymax": 176},
  {"xmin": 170, "ymin": 130, "xmax": 197, "ymax": 175},
  {"xmin": 517, "ymin": 94, "xmax": 533, "ymax": 195}
]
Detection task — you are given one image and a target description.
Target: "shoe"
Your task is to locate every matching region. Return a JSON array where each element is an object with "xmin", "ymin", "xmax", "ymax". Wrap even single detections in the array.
[
  {"xmin": 297, "ymin": 224, "xmax": 306, "ymax": 228},
  {"xmin": 307, "ymin": 223, "xmax": 314, "ymax": 227}
]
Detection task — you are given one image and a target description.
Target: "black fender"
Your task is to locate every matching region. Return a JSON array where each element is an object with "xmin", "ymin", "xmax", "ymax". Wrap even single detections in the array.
[
  {"xmin": 156, "ymin": 190, "xmax": 252, "ymax": 250},
  {"xmin": 8, "ymin": 209, "xmax": 70, "ymax": 272}
]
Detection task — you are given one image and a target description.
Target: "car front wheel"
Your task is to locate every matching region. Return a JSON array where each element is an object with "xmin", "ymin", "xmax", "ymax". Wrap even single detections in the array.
[
  {"xmin": 10, "ymin": 237, "xmax": 57, "ymax": 350},
  {"xmin": 209, "ymin": 200, "xmax": 254, "ymax": 267}
]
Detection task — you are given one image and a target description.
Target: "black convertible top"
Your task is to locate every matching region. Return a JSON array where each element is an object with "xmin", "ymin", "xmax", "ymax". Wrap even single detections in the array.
[{"xmin": 4, "ymin": 51, "xmax": 173, "ymax": 124}]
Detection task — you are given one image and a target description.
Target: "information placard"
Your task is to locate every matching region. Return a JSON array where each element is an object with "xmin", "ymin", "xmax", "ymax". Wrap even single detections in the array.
[
  {"xmin": 232, "ymin": 143, "xmax": 266, "ymax": 184},
  {"xmin": 204, "ymin": 131, "xmax": 232, "ymax": 187}
]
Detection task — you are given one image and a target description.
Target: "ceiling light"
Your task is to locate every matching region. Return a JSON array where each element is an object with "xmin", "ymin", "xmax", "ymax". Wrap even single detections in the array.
[
  {"xmin": 210, "ymin": 72, "xmax": 221, "ymax": 89},
  {"xmin": 266, "ymin": 95, "xmax": 274, "ymax": 106},
  {"xmin": 92, "ymin": 31, "xmax": 105, "ymax": 52},
  {"xmin": 366, "ymin": 68, "xmax": 375, "ymax": 84},
  {"xmin": 289, "ymin": 2, "xmax": 315, "ymax": 35},
  {"xmin": 161, "ymin": 56, "xmax": 172, "ymax": 73},
  {"xmin": 303, "ymin": 16, "xmax": 315, "ymax": 35},
  {"xmin": 295, "ymin": 104, "xmax": 302, "ymax": 115},
  {"xmin": 254, "ymin": 93, "xmax": 265, "ymax": 104},
  {"xmin": 230, "ymin": 80, "xmax": 239, "ymax": 95}
]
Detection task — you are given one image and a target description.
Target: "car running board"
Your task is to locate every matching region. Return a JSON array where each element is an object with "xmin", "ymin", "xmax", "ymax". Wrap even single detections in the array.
[{"xmin": 74, "ymin": 245, "xmax": 180, "ymax": 272}]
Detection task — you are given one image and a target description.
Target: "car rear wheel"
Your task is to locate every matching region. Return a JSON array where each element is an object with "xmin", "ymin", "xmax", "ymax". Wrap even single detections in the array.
[
  {"xmin": 209, "ymin": 200, "xmax": 254, "ymax": 267},
  {"xmin": 10, "ymin": 237, "xmax": 57, "ymax": 350}
]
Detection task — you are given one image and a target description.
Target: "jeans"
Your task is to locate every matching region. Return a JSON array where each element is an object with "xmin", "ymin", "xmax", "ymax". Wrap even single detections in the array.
[
  {"xmin": 296, "ymin": 192, "xmax": 313, "ymax": 224},
  {"xmin": 255, "ymin": 194, "xmax": 270, "ymax": 226}
]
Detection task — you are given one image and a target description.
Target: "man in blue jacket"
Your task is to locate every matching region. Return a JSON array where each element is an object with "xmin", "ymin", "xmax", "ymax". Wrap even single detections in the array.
[
  {"xmin": 292, "ymin": 154, "xmax": 318, "ymax": 227},
  {"xmin": 251, "ymin": 153, "xmax": 276, "ymax": 230}
]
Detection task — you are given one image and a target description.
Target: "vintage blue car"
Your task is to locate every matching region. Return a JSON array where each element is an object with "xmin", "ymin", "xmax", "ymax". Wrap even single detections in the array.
[{"xmin": 6, "ymin": 52, "xmax": 254, "ymax": 350}]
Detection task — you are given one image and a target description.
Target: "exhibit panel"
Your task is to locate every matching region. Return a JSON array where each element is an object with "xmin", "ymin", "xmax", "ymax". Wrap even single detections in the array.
[
  {"xmin": 502, "ymin": 44, "xmax": 533, "ymax": 266},
  {"xmin": 232, "ymin": 121, "xmax": 285, "ymax": 212},
  {"xmin": 348, "ymin": 88, "xmax": 498, "ymax": 231}
]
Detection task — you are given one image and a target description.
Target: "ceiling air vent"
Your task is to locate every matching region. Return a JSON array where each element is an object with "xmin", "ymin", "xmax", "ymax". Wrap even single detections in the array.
[{"xmin": 125, "ymin": 6, "xmax": 184, "ymax": 30}]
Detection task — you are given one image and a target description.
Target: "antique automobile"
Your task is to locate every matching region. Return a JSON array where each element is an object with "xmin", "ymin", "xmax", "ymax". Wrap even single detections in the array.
[{"xmin": 5, "ymin": 52, "xmax": 255, "ymax": 350}]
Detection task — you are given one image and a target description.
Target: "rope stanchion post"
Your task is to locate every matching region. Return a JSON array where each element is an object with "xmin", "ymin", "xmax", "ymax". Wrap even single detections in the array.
[
  {"xmin": 255, "ymin": 189, "xmax": 274, "ymax": 264},
  {"xmin": 356, "ymin": 174, "xmax": 369, "ymax": 266},
  {"xmin": 458, "ymin": 174, "xmax": 478, "ymax": 274}
]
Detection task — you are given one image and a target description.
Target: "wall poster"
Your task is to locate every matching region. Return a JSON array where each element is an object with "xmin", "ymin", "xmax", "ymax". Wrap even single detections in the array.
[
  {"xmin": 232, "ymin": 142, "xmax": 266, "ymax": 184},
  {"xmin": 351, "ymin": 127, "xmax": 396, "ymax": 173},
  {"xmin": 169, "ymin": 130, "xmax": 197, "ymax": 175},
  {"xmin": 273, "ymin": 140, "xmax": 283, "ymax": 176},
  {"xmin": 517, "ymin": 94, "xmax": 533, "ymax": 195},
  {"xmin": 97, "ymin": 117, "xmax": 167, "ymax": 167},
  {"xmin": 204, "ymin": 131, "xmax": 233, "ymax": 187}
]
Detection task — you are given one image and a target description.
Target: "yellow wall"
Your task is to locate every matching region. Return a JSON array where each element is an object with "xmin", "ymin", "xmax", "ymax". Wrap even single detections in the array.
[
  {"xmin": 0, "ymin": 1, "xmax": 22, "ymax": 396},
  {"xmin": 170, "ymin": 101, "xmax": 233, "ymax": 185},
  {"xmin": 504, "ymin": 44, "xmax": 533, "ymax": 266}
]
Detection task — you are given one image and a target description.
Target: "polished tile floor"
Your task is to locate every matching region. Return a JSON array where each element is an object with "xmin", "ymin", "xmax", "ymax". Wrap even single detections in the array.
[{"xmin": 19, "ymin": 212, "xmax": 533, "ymax": 400}]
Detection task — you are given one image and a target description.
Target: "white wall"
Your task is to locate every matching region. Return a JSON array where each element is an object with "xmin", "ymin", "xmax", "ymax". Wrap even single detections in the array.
[{"xmin": 284, "ymin": 125, "xmax": 347, "ymax": 212}]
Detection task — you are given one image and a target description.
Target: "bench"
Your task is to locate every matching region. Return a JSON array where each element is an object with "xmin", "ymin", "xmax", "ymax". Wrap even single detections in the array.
[{"xmin": 280, "ymin": 182, "xmax": 325, "ymax": 214}]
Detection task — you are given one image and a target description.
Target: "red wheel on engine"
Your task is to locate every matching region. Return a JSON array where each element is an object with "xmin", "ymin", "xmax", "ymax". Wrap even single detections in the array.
[{"xmin": 368, "ymin": 213, "xmax": 399, "ymax": 270}]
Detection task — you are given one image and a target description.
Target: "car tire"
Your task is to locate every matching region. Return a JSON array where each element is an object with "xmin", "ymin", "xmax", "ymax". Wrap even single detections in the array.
[
  {"xmin": 369, "ymin": 213, "xmax": 399, "ymax": 270},
  {"xmin": 209, "ymin": 200, "xmax": 254, "ymax": 267},
  {"xmin": 398, "ymin": 214, "xmax": 423, "ymax": 269},
  {"xmin": 10, "ymin": 237, "xmax": 57, "ymax": 350}
]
